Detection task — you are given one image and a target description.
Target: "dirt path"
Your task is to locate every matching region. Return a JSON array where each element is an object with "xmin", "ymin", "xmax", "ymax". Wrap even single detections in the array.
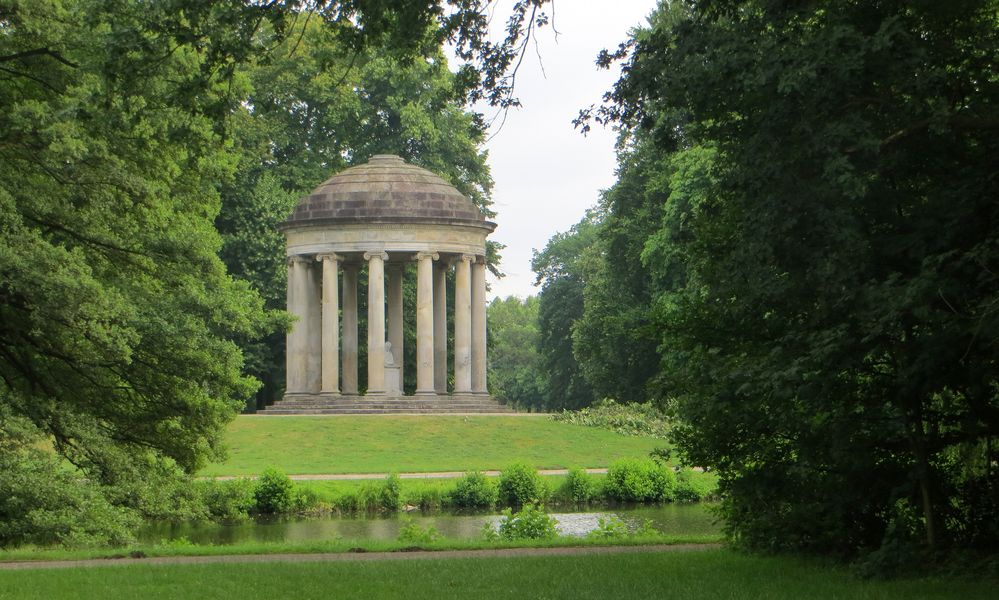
[
  {"xmin": 0, "ymin": 543, "xmax": 723, "ymax": 571},
  {"xmin": 212, "ymin": 468, "xmax": 610, "ymax": 481}
]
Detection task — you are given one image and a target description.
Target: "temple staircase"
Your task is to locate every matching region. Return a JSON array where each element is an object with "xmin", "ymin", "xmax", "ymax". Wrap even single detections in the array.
[{"xmin": 258, "ymin": 394, "xmax": 514, "ymax": 415}]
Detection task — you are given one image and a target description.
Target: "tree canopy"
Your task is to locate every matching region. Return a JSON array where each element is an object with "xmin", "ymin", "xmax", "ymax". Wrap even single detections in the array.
[
  {"xmin": 0, "ymin": 0, "xmax": 549, "ymax": 545},
  {"xmin": 556, "ymin": 0, "xmax": 998, "ymax": 564}
]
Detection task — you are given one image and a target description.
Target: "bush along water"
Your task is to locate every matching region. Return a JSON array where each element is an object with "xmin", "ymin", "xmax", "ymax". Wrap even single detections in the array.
[
  {"xmin": 498, "ymin": 462, "xmax": 552, "ymax": 506},
  {"xmin": 495, "ymin": 504, "xmax": 559, "ymax": 540},
  {"xmin": 167, "ymin": 462, "xmax": 715, "ymax": 524},
  {"xmin": 603, "ymin": 458, "xmax": 677, "ymax": 503}
]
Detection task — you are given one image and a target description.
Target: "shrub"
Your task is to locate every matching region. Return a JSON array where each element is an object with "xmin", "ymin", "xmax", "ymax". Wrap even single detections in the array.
[
  {"xmin": 197, "ymin": 479, "xmax": 254, "ymax": 521},
  {"xmin": 379, "ymin": 474, "xmax": 402, "ymax": 511},
  {"xmin": 557, "ymin": 467, "xmax": 595, "ymax": 504},
  {"xmin": 253, "ymin": 468, "xmax": 294, "ymax": 514},
  {"xmin": 0, "ymin": 446, "xmax": 139, "ymax": 548},
  {"xmin": 550, "ymin": 399, "xmax": 672, "ymax": 439},
  {"xmin": 604, "ymin": 459, "xmax": 676, "ymax": 503},
  {"xmin": 397, "ymin": 517, "xmax": 441, "ymax": 544},
  {"xmin": 497, "ymin": 504, "xmax": 558, "ymax": 540},
  {"xmin": 587, "ymin": 515, "xmax": 629, "ymax": 539},
  {"xmin": 498, "ymin": 463, "xmax": 550, "ymax": 506},
  {"xmin": 449, "ymin": 471, "xmax": 498, "ymax": 508}
]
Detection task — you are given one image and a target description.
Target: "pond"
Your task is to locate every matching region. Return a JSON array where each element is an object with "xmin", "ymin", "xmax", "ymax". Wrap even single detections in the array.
[{"xmin": 140, "ymin": 503, "xmax": 721, "ymax": 545}]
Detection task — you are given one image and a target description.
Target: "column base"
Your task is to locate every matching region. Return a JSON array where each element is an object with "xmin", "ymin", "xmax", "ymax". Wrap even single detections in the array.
[
  {"xmin": 320, "ymin": 390, "xmax": 341, "ymax": 396},
  {"xmin": 366, "ymin": 390, "xmax": 387, "ymax": 396},
  {"xmin": 414, "ymin": 389, "xmax": 437, "ymax": 396}
]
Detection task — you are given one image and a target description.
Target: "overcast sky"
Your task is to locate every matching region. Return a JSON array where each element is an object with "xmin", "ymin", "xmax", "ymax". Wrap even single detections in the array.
[{"xmin": 475, "ymin": 1, "xmax": 658, "ymax": 300}]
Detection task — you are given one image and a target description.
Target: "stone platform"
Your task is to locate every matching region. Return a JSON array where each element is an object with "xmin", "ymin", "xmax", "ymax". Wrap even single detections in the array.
[{"xmin": 258, "ymin": 394, "xmax": 513, "ymax": 415}]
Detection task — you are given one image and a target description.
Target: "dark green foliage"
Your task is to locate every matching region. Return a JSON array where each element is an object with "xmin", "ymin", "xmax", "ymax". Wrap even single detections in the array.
[
  {"xmin": 253, "ymin": 469, "xmax": 295, "ymax": 514},
  {"xmin": 497, "ymin": 504, "xmax": 558, "ymax": 540},
  {"xmin": 604, "ymin": 459, "xmax": 676, "ymax": 503},
  {"xmin": 487, "ymin": 296, "xmax": 546, "ymax": 408},
  {"xmin": 557, "ymin": 468, "xmax": 596, "ymax": 504},
  {"xmin": 575, "ymin": 0, "xmax": 999, "ymax": 563},
  {"xmin": 448, "ymin": 471, "xmax": 498, "ymax": 508},
  {"xmin": 532, "ymin": 216, "xmax": 600, "ymax": 410},
  {"xmin": 0, "ymin": 0, "xmax": 549, "ymax": 546},
  {"xmin": 498, "ymin": 463, "xmax": 551, "ymax": 506},
  {"xmin": 0, "ymin": 443, "xmax": 138, "ymax": 548}
]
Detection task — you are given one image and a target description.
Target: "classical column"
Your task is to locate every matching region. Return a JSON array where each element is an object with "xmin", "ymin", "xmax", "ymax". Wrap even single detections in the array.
[
  {"xmin": 415, "ymin": 251, "xmax": 439, "ymax": 395},
  {"xmin": 433, "ymin": 260, "xmax": 448, "ymax": 393},
  {"xmin": 285, "ymin": 255, "xmax": 310, "ymax": 395},
  {"xmin": 306, "ymin": 260, "xmax": 323, "ymax": 393},
  {"xmin": 365, "ymin": 251, "xmax": 388, "ymax": 395},
  {"xmin": 454, "ymin": 254, "xmax": 473, "ymax": 394},
  {"xmin": 387, "ymin": 264, "xmax": 404, "ymax": 369},
  {"xmin": 317, "ymin": 254, "xmax": 340, "ymax": 395},
  {"xmin": 471, "ymin": 257, "xmax": 488, "ymax": 394},
  {"xmin": 341, "ymin": 263, "xmax": 359, "ymax": 395}
]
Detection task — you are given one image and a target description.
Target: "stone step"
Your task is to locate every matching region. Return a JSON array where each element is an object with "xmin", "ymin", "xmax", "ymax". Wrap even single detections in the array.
[
  {"xmin": 256, "ymin": 394, "xmax": 514, "ymax": 415},
  {"xmin": 267, "ymin": 401, "xmax": 507, "ymax": 408},
  {"xmin": 257, "ymin": 407, "xmax": 513, "ymax": 415}
]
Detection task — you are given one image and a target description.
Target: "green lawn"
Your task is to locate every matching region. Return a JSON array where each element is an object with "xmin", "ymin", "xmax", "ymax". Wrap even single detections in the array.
[
  {"xmin": 201, "ymin": 415, "xmax": 665, "ymax": 476},
  {"xmin": 1, "ymin": 549, "xmax": 991, "ymax": 600}
]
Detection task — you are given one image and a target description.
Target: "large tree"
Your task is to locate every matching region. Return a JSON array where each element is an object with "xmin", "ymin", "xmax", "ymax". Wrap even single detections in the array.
[
  {"xmin": 0, "ymin": 0, "xmax": 549, "ymax": 544},
  {"xmin": 532, "ymin": 213, "xmax": 600, "ymax": 410},
  {"xmin": 587, "ymin": 0, "xmax": 999, "ymax": 560}
]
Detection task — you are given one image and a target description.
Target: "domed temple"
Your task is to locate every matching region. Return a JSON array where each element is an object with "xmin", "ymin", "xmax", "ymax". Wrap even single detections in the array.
[{"xmin": 262, "ymin": 155, "xmax": 510, "ymax": 414}]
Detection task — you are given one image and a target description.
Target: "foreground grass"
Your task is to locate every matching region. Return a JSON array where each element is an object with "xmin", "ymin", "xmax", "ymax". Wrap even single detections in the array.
[
  {"xmin": 0, "ymin": 535, "xmax": 721, "ymax": 563},
  {"xmin": 2, "ymin": 548, "xmax": 992, "ymax": 600},
  {"xmin": 201, "ymin": 415, "xmax": 665, "ymax": 476}
]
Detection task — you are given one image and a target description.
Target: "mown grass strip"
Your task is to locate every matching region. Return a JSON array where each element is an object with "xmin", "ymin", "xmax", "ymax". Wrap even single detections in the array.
[
  {"xmin": 0, "ymin": 535, "xmax": 722, "ymax": 563},
  {"xmin": 1, "ymin": 548, "xmax": 992, "ymax": 599}
]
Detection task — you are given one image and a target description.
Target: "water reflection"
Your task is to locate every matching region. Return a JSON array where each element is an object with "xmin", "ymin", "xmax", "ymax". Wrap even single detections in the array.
[{"xmin": 140, "ymin": 504, "xmax": 720, "ymax": 545}]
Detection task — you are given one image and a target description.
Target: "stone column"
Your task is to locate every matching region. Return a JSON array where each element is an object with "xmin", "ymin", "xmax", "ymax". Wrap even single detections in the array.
[
  {"xmin": 306, "ymin": 260, "xmax": 323, "ymax": 393},
  {"xmin": 317, "ymin": 254, "xmax": 340, "ymax": 395},
  {"xmin": 433, "ymin": 260, "xmax": 448, "ymax": 393},
  {"xmin": 341, "ymin": 263, "xmax": 359, "ymax": 395},
  {"xmin": 365, "ymin": 251, "xmax": 388, "ymax": 395},
  {"xmin": 387, "ymin": 264, "xmax": 404, "ymax": 370},
  {"xmin": 415, "ymin": 251, "xmax": 439, "ymax": 395},
  {"xmin": 454, "ymin": 254, "xmax": 473, "ymax": 394},
  {"xmin": 285, "ymin": 255, "xmax": 310, "ymax": 395},
  {"xmin": 471, "ymin": 257, "xmax": 488, "ymax": 395}
]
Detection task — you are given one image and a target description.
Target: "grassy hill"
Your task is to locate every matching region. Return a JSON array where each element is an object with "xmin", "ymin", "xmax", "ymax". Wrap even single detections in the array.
[{"xmin": 200, "ymin": 415, "xmax": 665, "ymax": 476}]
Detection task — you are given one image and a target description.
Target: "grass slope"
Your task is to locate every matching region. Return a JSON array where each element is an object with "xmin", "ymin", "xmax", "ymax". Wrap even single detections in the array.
[
  {"xmin": 201, "ymin": 415, "xmax": 664, "ymax": 476},
  {"xmin": 2, "ymin": 549, "xmax": 992, "ymax": 600}
]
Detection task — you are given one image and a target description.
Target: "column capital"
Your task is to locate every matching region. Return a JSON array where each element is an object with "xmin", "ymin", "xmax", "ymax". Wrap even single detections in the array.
[
  {"xmin": 287, "ymin": 254, "xmax": 311, "ymax": 266},
  {"xmin": 458, "ymin": 253, "xmax": 475, "ymax": 263},
  {"xmin": 414, "ymin": 251, "xmax": 440, "ymax": 261},
  {"xmin": 363, "ymin": 251, "xmax": 389, "ymax": 262},
  {"xmin": 315, "ymin": 253, "xmax": 342, "ymax": 263}
]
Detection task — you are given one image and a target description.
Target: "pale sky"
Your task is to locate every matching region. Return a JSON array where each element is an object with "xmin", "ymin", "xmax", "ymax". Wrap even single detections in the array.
[{"xmin": 475, "ymin": 1, "xmax": 658, "ymax": 300}]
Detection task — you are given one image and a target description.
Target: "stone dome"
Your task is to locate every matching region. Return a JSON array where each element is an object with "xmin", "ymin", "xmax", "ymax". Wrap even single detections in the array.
[{"xmin": 284, "ymin": 154, "xmax": 490, "ymax": 227}]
